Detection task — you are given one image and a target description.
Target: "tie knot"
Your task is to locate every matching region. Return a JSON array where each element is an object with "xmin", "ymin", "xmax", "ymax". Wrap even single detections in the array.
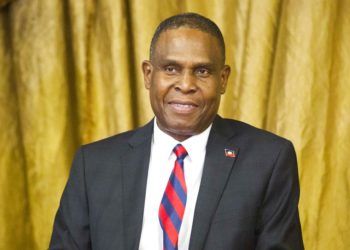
[{"xmin": 173, "ymin": 144, "xmax": 188, "ymax": 160}]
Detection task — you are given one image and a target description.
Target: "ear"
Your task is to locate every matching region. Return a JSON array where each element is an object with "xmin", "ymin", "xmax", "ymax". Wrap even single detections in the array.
[
  {"xmin": 142, "ymin": 60, "xmax": 153, "ymax": 89},
  {"xmin": 220, "ymin": 65, "xmax": 231, "ymax": 94}
]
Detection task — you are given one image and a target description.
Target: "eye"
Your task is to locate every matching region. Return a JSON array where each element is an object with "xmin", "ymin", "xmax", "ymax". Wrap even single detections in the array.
[
  {"xmin": 164, "ymin": 65, "xmax": 178, "ymax": 74},
  {"xmin": 196, "ymin": 67, "xmax": 210, "ymax": 77}
]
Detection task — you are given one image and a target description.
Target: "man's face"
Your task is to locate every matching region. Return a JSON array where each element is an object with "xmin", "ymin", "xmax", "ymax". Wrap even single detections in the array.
[{"xmin": 142, "ymin": 27, "xmax": 230, "ymax": 141}]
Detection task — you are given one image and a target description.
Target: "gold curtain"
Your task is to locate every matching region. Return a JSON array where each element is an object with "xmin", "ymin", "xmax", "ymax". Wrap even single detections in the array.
[{"xmin": 0, "ymin": 0, "xmax": 349, "ymax": 249}]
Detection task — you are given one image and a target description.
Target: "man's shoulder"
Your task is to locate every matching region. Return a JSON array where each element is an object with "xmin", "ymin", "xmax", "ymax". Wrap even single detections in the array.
[
  {"xmin": 80, "ymin": 120, "xmax": 153, "ymax": 156},
  {"xmin": 217, "ymin": 117, "xmax": 293, "ymax": 148}
]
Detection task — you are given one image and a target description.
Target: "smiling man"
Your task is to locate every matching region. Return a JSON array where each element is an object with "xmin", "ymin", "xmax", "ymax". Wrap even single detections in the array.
[
  {"xmin": 50, "ymin": 13, "xmax": 304, "ymax": 250},
  {"xmin": 142, "ymin": 25, "xmax": 230, "ymax": 141}
]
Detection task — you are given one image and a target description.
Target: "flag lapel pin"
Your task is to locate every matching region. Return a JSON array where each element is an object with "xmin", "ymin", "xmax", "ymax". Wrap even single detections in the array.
[{"xmin": 224, "ymin": 148, "xmax": 236, "ymax": 158}]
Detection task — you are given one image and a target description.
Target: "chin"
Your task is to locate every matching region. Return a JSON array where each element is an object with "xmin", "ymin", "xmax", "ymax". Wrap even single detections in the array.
[
  {"xmin": 167, "ymin": 125, "xmax": 197, "ymax": 137},
  {"xmin": 157, "ymin": 117, "xmax": 198, "ymax": 137}
]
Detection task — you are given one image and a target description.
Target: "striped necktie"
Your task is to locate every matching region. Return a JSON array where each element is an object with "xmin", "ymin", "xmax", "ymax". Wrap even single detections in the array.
[{"xmin": 159, "ymin": 144, "xmax": 188, "ymax": 250}]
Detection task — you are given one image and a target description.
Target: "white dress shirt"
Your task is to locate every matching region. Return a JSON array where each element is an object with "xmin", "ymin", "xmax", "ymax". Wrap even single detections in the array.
[{"xmin": 139, "ymin": 119, "xmax": 212, "ymax": 250}]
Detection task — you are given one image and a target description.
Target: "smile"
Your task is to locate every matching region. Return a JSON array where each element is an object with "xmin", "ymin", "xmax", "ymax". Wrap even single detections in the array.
[{"xmin": 168, "ymin": 102, "xmax": 198, "ymax": 113}]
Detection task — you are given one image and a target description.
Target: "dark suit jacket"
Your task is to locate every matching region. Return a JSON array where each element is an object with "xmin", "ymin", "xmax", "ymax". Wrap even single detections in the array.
[{"xmin": 50, "ymin": 116, "xmax": 304, "ymax": 249}]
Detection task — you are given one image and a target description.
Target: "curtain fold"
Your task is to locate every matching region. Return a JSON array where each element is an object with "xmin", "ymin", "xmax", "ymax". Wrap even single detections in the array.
[{"xmin": 0, "ymin": 0, "xmax": 349, "ymax": 249}]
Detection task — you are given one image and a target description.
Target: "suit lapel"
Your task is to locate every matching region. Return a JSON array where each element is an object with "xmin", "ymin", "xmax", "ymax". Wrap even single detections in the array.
[
  {"xmin": 189, "ymin": 116, "xmax": 239, "ymax": 250},
  {"xmin": 121, "ymin": 120, "xmax": 153, "ymax": 250}
]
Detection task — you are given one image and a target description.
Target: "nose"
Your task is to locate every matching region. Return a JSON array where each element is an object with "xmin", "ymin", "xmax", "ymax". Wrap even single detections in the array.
[{"xmin": 175, "ymin": 70, "xmax": 197, "ymax": 93}]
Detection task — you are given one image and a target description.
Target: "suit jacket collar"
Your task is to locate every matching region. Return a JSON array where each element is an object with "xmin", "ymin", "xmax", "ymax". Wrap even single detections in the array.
[{"xmin": 127, "ymin": 119, "xmax": 154, "ymax": 147}]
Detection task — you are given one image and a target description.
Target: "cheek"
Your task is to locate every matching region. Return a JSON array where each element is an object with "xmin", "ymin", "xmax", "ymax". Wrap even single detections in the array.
[
  {"xmin": 149, "ymin": 83, "xmax": 169, "ymax": 110},
  {"xmin": 150, "ymin": 79, "xmax": 172, "ymax": 100},
  {"xmin": 150, "ymin": 89, "xmax": 161, "ymax": 109},
  {"xmin": 202, "ymin": 86, "xmax": 222, "ymax": 104}
]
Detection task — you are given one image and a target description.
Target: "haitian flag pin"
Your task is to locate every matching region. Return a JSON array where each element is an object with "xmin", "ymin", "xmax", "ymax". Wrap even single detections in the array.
[{"xmin": 224, "ymin": 148, "xmax": 236, "ymax": 158}]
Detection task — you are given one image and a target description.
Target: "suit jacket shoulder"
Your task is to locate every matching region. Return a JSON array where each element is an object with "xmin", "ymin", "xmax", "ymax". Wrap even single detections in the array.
[
  {"xmin": 214, "ymin": 116, "xmax": 291, "ymax": 147},
  {"xmin": 82, "ymin": 119, "xmax": 154, "ymax": 158}
]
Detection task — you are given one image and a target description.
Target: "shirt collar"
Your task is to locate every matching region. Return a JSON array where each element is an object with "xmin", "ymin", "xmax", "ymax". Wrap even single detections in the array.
[{"xmin": 152, "ymin": 118, "xmax": 212, "ymax": 161}]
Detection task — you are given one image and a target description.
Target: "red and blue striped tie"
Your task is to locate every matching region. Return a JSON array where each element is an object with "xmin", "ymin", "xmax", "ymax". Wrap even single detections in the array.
[{"xmin": 159, "ymin": 144, "xmax": 188, "ymax": 250}]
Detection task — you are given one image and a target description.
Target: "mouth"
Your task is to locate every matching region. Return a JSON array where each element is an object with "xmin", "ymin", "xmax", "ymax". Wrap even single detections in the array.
[{"xmin": 168, "ymin": 101, "xmax": 198, "ymax": 113}]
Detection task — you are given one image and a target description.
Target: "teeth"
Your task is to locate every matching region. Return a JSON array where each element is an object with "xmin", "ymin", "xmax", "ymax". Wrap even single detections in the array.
[
  {"xmin": 175, "ymin": 103, "xmax": 192, "ymax": 108},
  {"xmin": 171, "ymin": 103, "xmax": 195, "ymax": 111}
]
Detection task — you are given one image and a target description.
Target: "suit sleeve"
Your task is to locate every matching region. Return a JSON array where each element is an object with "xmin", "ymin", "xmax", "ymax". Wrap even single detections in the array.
[
  {"xmin": 255, "ymin": 141, "xmax": 304, "ymax": 250},
  {"xmin": 49, "ymin": 148, "xmax": 92, "ymax": 250}
]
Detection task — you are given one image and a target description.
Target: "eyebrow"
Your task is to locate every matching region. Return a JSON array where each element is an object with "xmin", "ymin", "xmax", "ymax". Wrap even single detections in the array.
[{"xmin": 157, "ymin": 59, "xmax": 217, "ymax": 69}]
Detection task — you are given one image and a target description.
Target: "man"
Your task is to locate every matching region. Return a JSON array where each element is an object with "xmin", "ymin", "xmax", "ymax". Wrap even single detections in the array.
[{"xmin": 50, "ymin": 13, "xmax": 304, "ymax": 249}]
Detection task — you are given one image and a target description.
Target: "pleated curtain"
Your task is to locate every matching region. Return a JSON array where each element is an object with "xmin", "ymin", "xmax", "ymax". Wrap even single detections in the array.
[{"xmin": 0, "ymin": 0, "xmax": 349, "ymax": 249}]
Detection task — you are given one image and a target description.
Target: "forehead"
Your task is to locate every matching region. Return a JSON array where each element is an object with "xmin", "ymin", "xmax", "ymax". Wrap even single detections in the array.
[{"xmin": 153, "ymin": 27, "xmax": 223, "ymax": 64}]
